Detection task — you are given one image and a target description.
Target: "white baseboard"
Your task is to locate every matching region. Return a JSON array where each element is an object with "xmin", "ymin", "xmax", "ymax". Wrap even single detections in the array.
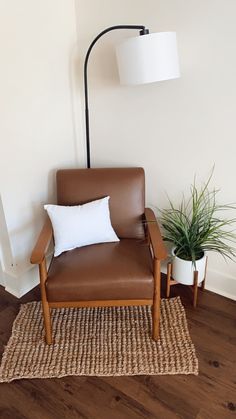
[
  {"xmin": 204, "ymin": 268, "xmax": 236, "ymax": 300},
  {"xmin": 4, "ymin": 285, "xmax": 20, "ymax": 298},
  {"xmin": 2, "ymin": 269, "xmax": 19, "ymax": 297},
  {"xmin": 3, "ymin": 253, "xmax": 53, "ymax": 298},
  {"xmin": 205, "ymin": 285, "xmax": 236, "ymax": 301},
  {"xmin": 4, "ymin": 268, "xmax": 39, "ymax": 298}
]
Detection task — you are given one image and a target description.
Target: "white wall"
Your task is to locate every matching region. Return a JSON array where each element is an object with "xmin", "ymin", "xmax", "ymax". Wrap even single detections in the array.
[
  {"xmin": 0, "ymin": 0, "xmax": 83, "ymax": 296},
  {"xmin": 0, "ymin": 0, "xmax": 235, "ymax": 299},
  {"xmin": 76, "ymin": 0, "xmax": 236, "ymax": 299}
]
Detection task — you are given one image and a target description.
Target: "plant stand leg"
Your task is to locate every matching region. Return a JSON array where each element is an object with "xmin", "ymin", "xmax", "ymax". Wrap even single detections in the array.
[
  {"xmin": 166, "ymin": 262, "xmax": 172, "ymax": 298},
  {"xmin": 201, "ymin": 256, "xmax": 208, "ymax": 291},
  {"xmin": 193, "ymin": 271, "xmax": 198, "ymax": 308},
  {"xmin": 166, "ymin": 262, "xmax": 178, "ymax": 298}
]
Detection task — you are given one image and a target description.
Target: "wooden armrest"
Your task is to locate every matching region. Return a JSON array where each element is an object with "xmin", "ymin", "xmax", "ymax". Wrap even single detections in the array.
[
  {"xmin": 144, "ymin": 208, "xmax": 167, "ymax": 260},
  {"xmin": 30, "ymin": 216, "xmax": 53, "ymax": 265}
]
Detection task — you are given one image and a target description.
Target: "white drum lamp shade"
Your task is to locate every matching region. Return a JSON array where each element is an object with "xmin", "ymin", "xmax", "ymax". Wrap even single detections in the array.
[{"xmin": 116, "ymin": 32, "xmax": 180, "ymax": 85}]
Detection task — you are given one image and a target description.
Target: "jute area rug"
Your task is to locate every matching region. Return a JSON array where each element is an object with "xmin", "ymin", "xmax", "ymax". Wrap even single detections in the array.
[{"xmin": 0, "ymin": 297, "xmax": 198, "ymax": 382}]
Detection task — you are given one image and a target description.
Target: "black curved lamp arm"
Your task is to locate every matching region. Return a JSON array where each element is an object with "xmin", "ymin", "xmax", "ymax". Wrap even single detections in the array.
[{"xmin": 83, "ymin": 25, "xmax": 149, "ymax": 168}]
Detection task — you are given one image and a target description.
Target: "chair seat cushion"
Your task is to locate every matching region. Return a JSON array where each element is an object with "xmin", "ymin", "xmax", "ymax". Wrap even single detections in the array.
[{"xmin": 46, "ymin": 239, "xmax": 153, "ymax": 302}]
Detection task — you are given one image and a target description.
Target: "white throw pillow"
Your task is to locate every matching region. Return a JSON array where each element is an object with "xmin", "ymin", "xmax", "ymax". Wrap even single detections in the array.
[{"xmin": 44, "ymin": 196, "xmax": 119, "ymax": 257}]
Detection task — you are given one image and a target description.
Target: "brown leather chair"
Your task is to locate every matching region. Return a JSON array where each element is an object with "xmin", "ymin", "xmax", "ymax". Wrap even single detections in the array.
[{"xmin": 31, "ymin": 168, "xmax": 167, "ymax": 344}]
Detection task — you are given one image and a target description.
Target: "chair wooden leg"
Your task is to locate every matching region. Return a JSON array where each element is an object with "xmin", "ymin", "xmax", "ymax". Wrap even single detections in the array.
[
  {"xmin": 166, "ymin": 262, "xmax": 172, "ymax": 298},
  {"xmin": 41, "ymin": 300, "xmax": 52, "ymax": 345},
  {"xmin": 152, "ymin": 259, "xmax": 161, "ymax": 340},
  {"xmin": 39, "ymin": 259, "xmax": 52, "ymax": 345},
  {"xmin": 193, "ymin": 271, "xmax": 198, "ymax": 308}
]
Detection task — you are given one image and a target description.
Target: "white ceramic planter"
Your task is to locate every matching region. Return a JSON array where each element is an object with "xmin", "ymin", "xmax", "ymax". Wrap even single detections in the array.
[{"xmin": 172, "ymin": 248, "xmax": 206, "ymax": 285}]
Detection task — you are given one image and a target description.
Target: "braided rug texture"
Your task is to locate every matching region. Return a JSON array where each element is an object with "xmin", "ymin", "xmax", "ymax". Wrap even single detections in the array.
[{"xmin": 0, "ymin": 297, "xmax": 198, "ymax": 382}]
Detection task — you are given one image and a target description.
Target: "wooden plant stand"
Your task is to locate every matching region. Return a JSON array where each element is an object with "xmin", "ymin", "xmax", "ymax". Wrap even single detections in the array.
[{"xmin": 166, "ymin": 258, "xmax": 207, "ymax": 308}]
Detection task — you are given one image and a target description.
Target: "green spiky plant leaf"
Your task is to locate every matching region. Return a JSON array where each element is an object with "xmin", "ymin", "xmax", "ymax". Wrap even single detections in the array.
[{"xmin": 160, "ymin": 170, "xmax": 236, "ymax": 267}]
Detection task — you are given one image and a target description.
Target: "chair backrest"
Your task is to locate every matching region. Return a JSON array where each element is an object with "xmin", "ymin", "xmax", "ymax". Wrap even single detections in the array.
[{"xmin": 56, "ymin": 167, "xmax": 145, "ymax": 239}]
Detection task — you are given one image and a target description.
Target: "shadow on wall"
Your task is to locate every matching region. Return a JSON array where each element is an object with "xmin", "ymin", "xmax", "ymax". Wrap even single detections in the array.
[
  {"xmin": 9, "ymin": 167, "xmax": 57, "ymax": 273},
  {"xmin": 0, "ymin": 168, "xmax": 59, "ymax": 295},
  {"xmin": 0, "ymin": 168, "xmax": 57, "ymax": 285},
  {"xmin": 0, "ymin": 260, "xmax": 5, "ymax": 287},
  {"xmin": 0, "ymin": 194, "xmax": 14, "ymax": 280}
]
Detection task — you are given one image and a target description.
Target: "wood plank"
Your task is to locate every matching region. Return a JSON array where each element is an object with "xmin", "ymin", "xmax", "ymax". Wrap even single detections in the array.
[{"xmin": 0, "ymin": 282, "xmax": 235, "ymax": 419}]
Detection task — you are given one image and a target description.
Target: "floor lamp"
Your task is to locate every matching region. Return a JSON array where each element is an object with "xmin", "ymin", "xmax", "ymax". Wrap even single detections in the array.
[{"xmin": 84, "ymin": 25, "xmax": 180, "ymax": 168}]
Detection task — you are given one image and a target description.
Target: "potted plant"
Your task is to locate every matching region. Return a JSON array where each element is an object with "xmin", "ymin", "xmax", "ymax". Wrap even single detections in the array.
[{"xmin": 160, "ymin": 172, "xmax": 236, "ymax": 285}]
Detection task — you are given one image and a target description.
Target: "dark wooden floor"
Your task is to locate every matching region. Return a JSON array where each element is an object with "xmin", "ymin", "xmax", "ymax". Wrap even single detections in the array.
[{"xmin": 0, "ymin": 280, "xmax": 235, "ymax": 419}]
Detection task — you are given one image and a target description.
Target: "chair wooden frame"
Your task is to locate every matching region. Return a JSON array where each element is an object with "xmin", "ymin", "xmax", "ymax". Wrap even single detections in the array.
[{"xmin": 31, "ymin": 207, "xmax": 167, "ymax": 345}]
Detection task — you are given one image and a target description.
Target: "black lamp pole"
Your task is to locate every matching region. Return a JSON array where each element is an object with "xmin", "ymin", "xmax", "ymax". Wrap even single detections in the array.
[{"xmin": 83, "ymin": 25, "xmax": 149, "ymax": 169}]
